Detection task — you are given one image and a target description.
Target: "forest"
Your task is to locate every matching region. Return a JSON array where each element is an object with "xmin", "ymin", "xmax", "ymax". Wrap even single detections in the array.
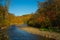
[
  {"xmin": 27, "ymin": 0, "xmax": 60, "ymax": 32},
  {"xmin": 0, "ymin": 0, "xmax": 60, "ymax": 40}
]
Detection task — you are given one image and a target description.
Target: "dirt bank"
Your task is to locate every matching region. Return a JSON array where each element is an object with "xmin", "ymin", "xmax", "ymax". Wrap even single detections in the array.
[{"xmin": 19, "ymin": 27, "xmax": 60, "ymax": 40}]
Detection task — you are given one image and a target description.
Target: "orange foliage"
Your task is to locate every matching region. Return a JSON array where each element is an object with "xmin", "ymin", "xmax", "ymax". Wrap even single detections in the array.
[
  {"xmin": 46, "ymin": 11, "xmax": 56, "ymax": 21},
  {"xmin": 36, "ymin": 14, "xmax": 46, "ymax": 22}
]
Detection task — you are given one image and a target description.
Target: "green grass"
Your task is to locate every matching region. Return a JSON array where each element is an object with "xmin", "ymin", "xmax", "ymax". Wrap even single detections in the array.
[
  {"xmin": 40, "ymin": 28, "xmax": 49, "ymax": 31},
  {"xmin": 40, "ymin": 27, "xmax": 60, "ymax": 33}
]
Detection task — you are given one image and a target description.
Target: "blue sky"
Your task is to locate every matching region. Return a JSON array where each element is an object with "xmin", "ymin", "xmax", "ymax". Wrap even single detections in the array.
[{"xmin": 9, "ymin": 0, "xmax": 45, "ymax": 16}]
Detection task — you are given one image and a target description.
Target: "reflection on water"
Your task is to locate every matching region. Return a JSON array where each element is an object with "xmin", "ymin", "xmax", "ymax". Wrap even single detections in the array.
[{"xmin": 7, "ymin": 25, "xmax": 53, "ymax": 40}]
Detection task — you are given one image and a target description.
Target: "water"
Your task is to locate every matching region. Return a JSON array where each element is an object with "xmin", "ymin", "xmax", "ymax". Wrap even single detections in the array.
[
  {"xmin": 19, "ymin": 24, "xmax": 28, "ymax": 27},
  {"xmin": 7, "ymin": 25, "xmax": 50, "ymax": 40}
]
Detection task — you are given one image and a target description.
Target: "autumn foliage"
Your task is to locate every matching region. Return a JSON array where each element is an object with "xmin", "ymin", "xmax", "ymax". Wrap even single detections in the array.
[{"xmin": 27, "ymin": 0, "xmax": 60, "ymax": 30}]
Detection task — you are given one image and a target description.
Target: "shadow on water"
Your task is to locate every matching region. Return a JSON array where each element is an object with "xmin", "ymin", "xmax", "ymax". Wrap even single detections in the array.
[{"xmin": 7, "ymin": 25, "xmax": 55, "ymax": 40}]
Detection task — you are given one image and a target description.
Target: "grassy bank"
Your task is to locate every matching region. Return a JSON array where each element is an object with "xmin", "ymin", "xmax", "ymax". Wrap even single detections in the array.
[{"xmin": 39, "ymin": 27, "xmax": 60, "ymax": 33}]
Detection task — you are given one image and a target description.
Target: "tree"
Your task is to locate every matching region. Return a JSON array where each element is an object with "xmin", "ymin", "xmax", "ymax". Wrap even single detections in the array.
[
  {"xmin": 0, "ymin": 0, "xmax": 11, "ymax": 40},
  {"xmin": 27, "ymin": 0, "xmax": 60, "ymax": 30}
]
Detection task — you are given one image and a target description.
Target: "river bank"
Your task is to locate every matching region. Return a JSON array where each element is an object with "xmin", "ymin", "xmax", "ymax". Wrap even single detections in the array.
[
  {"xmin": 7, "ymin": 25, "xmax": 59, "ymax": 40},
  {"xmin": 19, "ymin": 26, "xmax": 60, "ymax": 40}
]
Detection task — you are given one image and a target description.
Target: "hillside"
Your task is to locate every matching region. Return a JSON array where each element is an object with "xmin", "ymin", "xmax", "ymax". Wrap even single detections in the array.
[
  {"xmin": 8, "ymin": 14, "xmax": 33, "ymax": 25},
  {"xmin": 0, "ymin": 6, "xmax": 34, "ymax": 30}
]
